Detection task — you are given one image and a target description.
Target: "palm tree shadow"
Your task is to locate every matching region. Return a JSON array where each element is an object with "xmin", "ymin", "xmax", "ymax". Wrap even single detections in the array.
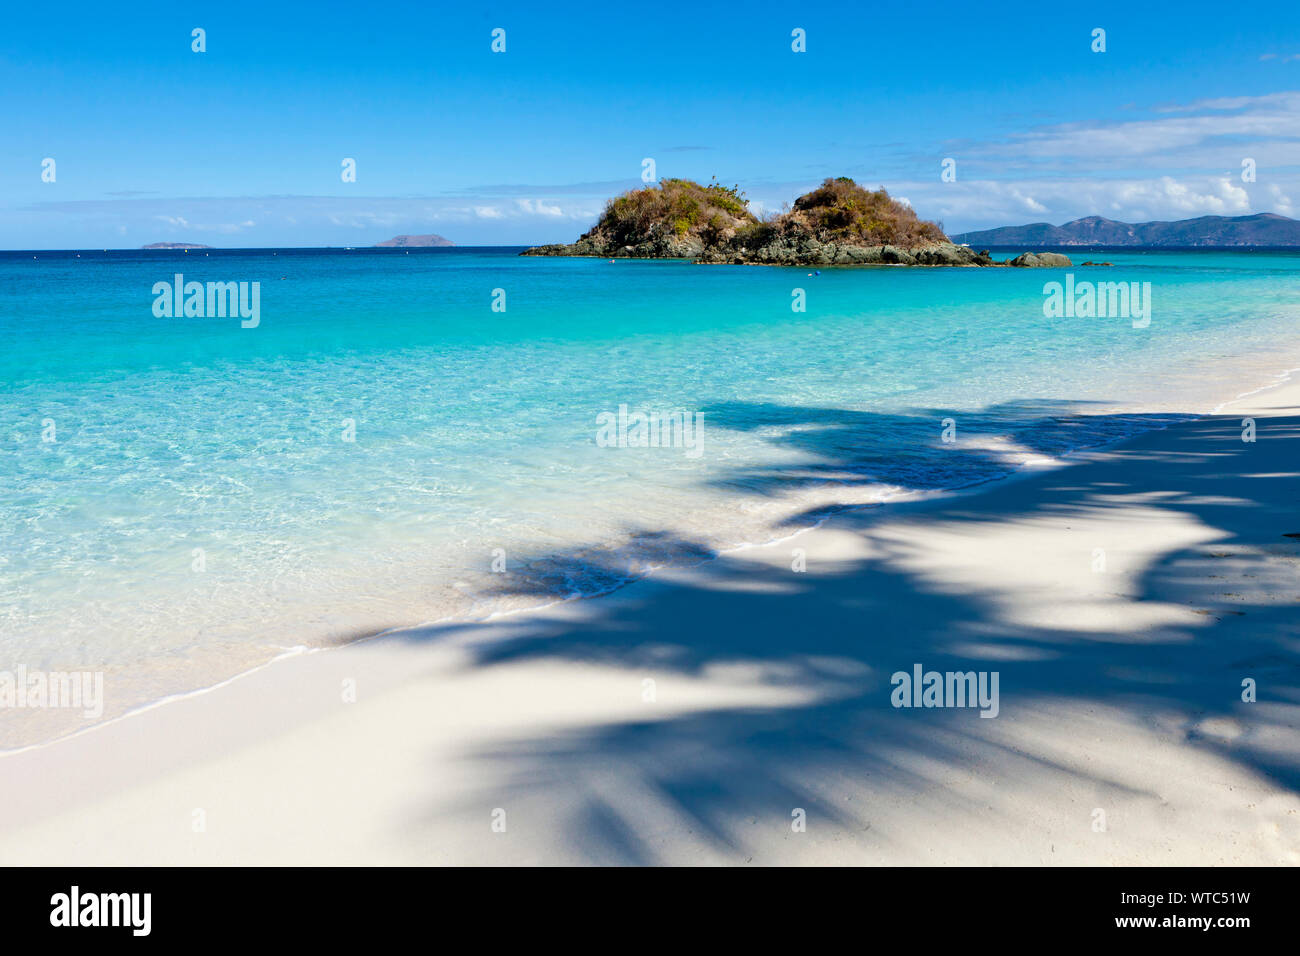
[{"xmin": 392, "ymin": 400, "xmax": 1300, "ymax": 863}]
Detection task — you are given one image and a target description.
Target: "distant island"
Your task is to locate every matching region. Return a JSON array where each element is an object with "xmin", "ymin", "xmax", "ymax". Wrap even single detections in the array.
[
  {"xmin": 142, "ymin": 242, "xmax": 212, "ymax": 250},
  {"xmin": 523, "ymin": 178, "xmax": 1068, "ymax": 267},
  {"xmin": 375, "ymin": 234, "xmax": 455, "ymax": 248},
  {"xmin": 953, "ymin": 213, "xmax": 1300, "ymax": 247}
]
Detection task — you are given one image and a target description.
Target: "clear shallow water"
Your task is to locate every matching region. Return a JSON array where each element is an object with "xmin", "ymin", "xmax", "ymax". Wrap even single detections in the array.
[{"xmin": 2, "ymin": 247, "xmax": 1299, "ymax": 698}]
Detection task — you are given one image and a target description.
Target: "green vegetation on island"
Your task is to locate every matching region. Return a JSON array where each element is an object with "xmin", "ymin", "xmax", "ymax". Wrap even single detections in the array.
[{"xmin": 523, "ymin": 177, "xmax": 1071, "ymax": 267}]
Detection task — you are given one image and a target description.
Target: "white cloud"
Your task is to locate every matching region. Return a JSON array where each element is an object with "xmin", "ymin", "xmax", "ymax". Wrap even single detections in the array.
[
  {"xmin": 1111, "ymin": 175, "xmax": 1250, "ymax": 215},
  {"xmin": 1008, "ymin": 189, "xmax": 1046, "ymax": 213},
  {"xmin": 156, "ymin": 214, "xmax": 257, "ymax": 234},
  {"xmin": 968, "ymin": 91, "xmax": 1300, "ymax": 165},
  {"xmin": 873, "ymin": 89, "xmax": 1300, "ymax": 229},
  {"xmin": 1267, "ymin": 183, "xmax": 1295, "ymax": 216},
  {"xmin": 515, "ymin": 198, "xmax": 565, "ymax": 217},
  {"xmin": 857, "ymin": 172, "xmax": 1285, "ymax": 233}
]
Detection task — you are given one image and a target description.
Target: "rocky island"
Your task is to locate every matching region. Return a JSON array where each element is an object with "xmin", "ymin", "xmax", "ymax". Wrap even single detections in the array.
[
  {"xmin": 523, "ymin": 177, "xmax": 1070, "ymax": 267},
  {"xmin": 375, "ymin": 234, "xmax": 455, "ymax": 248}
]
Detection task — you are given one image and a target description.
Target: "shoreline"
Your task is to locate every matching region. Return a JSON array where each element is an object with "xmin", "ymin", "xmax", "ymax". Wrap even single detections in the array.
[
  {"xmin": 5, "ymin": 355, "xmax": 1298, "ymax": 758},
  {"xmin": 3, "ymin": 365, "xmax": 1298, "ymax": 863},
  {"xmin": 8, "ymin": 246, "xmax": 1300, "ymax": 734}
]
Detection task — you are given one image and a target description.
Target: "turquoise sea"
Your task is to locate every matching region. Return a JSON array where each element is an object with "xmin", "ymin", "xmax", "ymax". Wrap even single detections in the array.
[{"xmin": 3, "ymin": 247, "xmax": 1299, "ymax": 711}]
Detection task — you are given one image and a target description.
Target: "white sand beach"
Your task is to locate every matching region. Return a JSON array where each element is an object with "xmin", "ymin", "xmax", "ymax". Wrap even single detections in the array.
[{"xmin": 2, "ymin": 382, "xmax": 1298, "ymax": 866}]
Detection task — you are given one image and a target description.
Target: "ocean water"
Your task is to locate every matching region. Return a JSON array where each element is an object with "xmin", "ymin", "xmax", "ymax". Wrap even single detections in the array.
[{"xmin": 3, "ymin": 247, "xmax": 1299, "ymax": 718}]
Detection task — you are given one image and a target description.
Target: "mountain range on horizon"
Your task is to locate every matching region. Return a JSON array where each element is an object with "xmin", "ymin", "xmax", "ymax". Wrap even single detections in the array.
[{"xmin": 952, "ymin": 212, "xmax": 1300, "ymax": 247}]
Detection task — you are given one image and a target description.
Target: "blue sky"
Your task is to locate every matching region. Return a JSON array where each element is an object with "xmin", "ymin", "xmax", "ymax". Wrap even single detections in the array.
[{"xmin": 3, "ymin": 0, "xmax": 1300, "ymax": 247}]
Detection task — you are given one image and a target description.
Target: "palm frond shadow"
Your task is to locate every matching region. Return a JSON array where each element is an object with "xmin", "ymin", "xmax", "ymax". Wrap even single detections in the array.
[{"xmin": 391, "ymin": 400, "xmax": 1300, "ymax": 862}]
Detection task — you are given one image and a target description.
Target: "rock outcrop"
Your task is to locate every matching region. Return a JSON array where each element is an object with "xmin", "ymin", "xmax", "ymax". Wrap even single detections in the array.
[
  {"xmin": 524, "ymin": 177, "xmax": 1070, "ymax": 267},
  {"xmin": 525, "ymin": 178, "xmax": 756, "ymax": 260},
  {"xmin": 1007, "ymin": 251, "xmax": 1073, "ymax": 268},
  {"xmin": 695, "ymin": 237, "xmax": 992, "ymax": 266}
]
